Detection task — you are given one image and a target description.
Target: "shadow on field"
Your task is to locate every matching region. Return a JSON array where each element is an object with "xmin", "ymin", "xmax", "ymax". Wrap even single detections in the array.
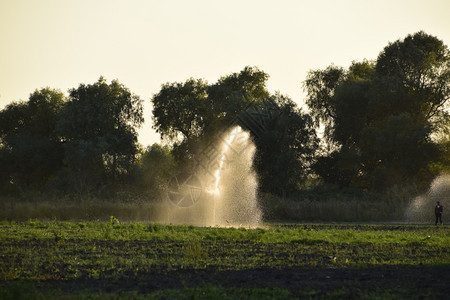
[{"xmin": 5, "ymin": 264, "xmax": 449, "ymax": 298}]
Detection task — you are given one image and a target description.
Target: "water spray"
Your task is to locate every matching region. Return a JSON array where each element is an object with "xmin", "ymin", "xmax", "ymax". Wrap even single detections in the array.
[{"xmin": 163, "ymin": 125, "xmax": 261, "ymax": 227}]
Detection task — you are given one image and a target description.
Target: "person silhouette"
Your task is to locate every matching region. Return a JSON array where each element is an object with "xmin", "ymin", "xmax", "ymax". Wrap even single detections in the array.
[{"xmin": 435, "ymin": 201, "xmax": 443, "ymax": 225}]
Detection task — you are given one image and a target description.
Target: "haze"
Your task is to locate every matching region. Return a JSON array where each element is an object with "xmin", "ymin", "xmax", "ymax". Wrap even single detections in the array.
[{"xmin": 1, "ymin": 0, "xmax": 449, "ymax": 146}]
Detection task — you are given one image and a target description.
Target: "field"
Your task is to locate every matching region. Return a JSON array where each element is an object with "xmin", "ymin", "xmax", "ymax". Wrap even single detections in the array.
[{"xmin": 1, "ymin": 220, "xmax": 449, "ymax": 299}]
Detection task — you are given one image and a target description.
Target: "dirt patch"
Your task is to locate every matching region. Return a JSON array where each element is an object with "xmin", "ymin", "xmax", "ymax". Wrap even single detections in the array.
[{"xmin": 18, "ymin": 265, "xmax": 449, "ymax": 297}]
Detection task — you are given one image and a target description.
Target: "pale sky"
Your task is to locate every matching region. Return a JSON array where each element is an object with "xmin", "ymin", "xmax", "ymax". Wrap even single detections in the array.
[{"xmin": 1, "ymin": 0, "xmax": 450, "ymax": 146}]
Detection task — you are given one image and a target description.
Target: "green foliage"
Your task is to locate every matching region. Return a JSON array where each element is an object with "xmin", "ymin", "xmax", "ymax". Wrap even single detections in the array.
[
  {"xmin": 151, "ymin": 66, "xmax": 319, "ymax": 193},
  {"xmin": 205, "ymin": 66, "xmax": 270, "ymax": 128},
  {"xmin": 429, "ymin": 112, "xmax": 450, "ymax": 174},
  {"xmin": 251, "ymin": 94, "xmax": 318, "ymax": 195},
  {"xmin": 109, "ymin": 215, "xmax": 120, "ymax": 225},
  {"xmin": 57, "ymin": 77, "xmax": 144, "ymax": 193},
  {"xmin": 151, "ymin": 66, "xmax": 270, "ymax": 164},
  {"xmin": 1, "ymin": 31, "xmax": 449, "ymax": 200},
  {"xmin": 135, "ymin": 143, "xmax": 177, "ymax": 197},
  {"xmin": 0, "ymin": 78, "xmax": 144, "ymax": 196},
  {"xmin": 304, "ymin": 32, "xmax": 450, "ymax": 190},
  {"xmin": 303, "ymin": 64, "xmax": 345, "ymax": 142},
  {"xmin": 152, "ymin": 78, "xmax": 208, "ymax": 141},
  {"xmin": 0, "ymin": 88, "xmax": 66, "ymax": 192}
]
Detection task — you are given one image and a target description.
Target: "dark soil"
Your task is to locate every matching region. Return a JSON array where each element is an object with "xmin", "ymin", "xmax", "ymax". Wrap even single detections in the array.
[{"xmin": 16, "ymin": 265, "xmax": 450, "ymax": 297}]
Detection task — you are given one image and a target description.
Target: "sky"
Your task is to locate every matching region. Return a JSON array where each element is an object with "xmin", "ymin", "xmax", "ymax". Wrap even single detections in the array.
[{"xmin": 1, "ymin": 0, "xmax": 450, "ymax": 146}]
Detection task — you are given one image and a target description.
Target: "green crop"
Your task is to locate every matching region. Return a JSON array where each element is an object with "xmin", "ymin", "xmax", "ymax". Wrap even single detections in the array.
[{"xmin": 0, "ymin": 220, "xmax": 449, "ymax": 299}]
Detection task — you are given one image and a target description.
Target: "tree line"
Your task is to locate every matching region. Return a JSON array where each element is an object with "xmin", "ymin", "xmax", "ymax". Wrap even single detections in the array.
[{"xmin": 1, "ymin": 31, "xmax": 449, "ymax": 199}]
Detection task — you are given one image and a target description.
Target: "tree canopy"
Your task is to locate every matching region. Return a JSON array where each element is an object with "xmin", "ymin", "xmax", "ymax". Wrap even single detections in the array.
[
  {"xmin": 251, "ymin": 93, "xmax": 318, "ymax": 195},
  {"xmin": 0, "ymin": 88, "xmax": 66, "ymax": 191},
  {"xmin": 58, "ymin": 77, "xmax": 144, "ymax": 193},
  {"xmin": 304, "ymin": 31, "xmax": 450, "ymax": 190},
  {"xmin": 152, "ymin": 66, "xmax": 317, "ymax": 195},
  {"xmin": 1, "ymin": 31, "xmax": 449, "ymax": 199},
  {"xmin": 152, "ymin": 66, "xmax": 270, "ymax": 143},
  {"xmin": 152, "ymin": 66, "xmax": 271, "ymax": 162},
  {"xmin": 0, "ymin": 78, "xmax": 144, "ymax": 195}
]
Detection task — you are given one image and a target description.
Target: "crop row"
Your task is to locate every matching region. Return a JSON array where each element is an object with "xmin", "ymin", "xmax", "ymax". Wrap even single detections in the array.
[{"xmin": 1, "ymin": 221, "xmax": 449, "ymax": 281}]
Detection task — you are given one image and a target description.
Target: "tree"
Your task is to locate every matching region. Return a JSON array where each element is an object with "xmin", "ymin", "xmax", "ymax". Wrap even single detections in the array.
[
  {"xmin": 151, "ymin": 78, "xmax": 208, "ymax": 162},
  {"xmin": 363, "ymin": 31, "xmax": 449, "ymax": 189},
  {"xmin": 58, "ymin": 77, "xmax": 143, "ymax": 193},
  {"xmin": 151, "ymin": 67, "xmax": 321, "ymax": 194},
  {"xmin": 429, "ymin": 110, "xmax": 450, "ymax": 174},
  {"xmin": 304, "ymin": 32, "xmax": 450, "ymax": 190},
  {"xmin": 303, "ymin": 64, "xmax": 345, "ymax": 144},
  {"xmin": 360, "ymin": 113, "xmax": 438, "ymax": 189},
  {"xmin": 0, "ymin": 101, "xmax": 29, "ymax": 193},
  {"xmin": 205, "ymin": 66, "xmax": 270, "ymax": 130},
  {"xmin": 304, "ymin": 60, "xmax": 375, "ymax": 188},
  {"xmin": 151, "ymin": 66, "xmax": 270, "ymax": 162},
  {"xmin": 374, "ymin": 31, "xmax": 450, "ymax": 121},
  {"xmin": 152, "ymin": 78, "xmax": 208, "ymax": 142},
  {"xmin": 250, "ymin": 94, "xmax": 318, "ymax": 196},
  {"xmin": 137, "ymin": 143, "xmax": 176, "ymax": 198},
  {"xmin": 0, "ymin": 88, "xmax": 66, "ymax": 192}
]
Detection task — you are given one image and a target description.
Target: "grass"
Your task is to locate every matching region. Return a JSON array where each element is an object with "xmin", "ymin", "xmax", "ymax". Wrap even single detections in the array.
[
  {"xmin": 0, "ymin": 196, "xmax": 164, "ymax": 222},
  {"xmin": 0, "ymin": 184, "xmax": 420, "ymax": 222},
  {"xmin": 0, "ymin": 220, "xmax": 449, "ymax": 298},
  {"xmin": 0, "ymin": 197, "xmax": 423, "ymax": 223},
  {"xmin": 259, "ymin": 188, "xmax": 415, "ymax": 222}
]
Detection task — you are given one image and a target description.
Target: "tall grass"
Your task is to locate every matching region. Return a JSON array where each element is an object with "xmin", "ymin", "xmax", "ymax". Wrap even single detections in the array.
[
  {"xmin": 0, "ymin": 184, "xmax": 426, "ymax": 223},
  {"xmin": 259, "ymin": 185, "xmax": 419, "ymax": 223},
  {"xmin": 0, "ymin": 193, "xmax": 165, "ymax": 222}
]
